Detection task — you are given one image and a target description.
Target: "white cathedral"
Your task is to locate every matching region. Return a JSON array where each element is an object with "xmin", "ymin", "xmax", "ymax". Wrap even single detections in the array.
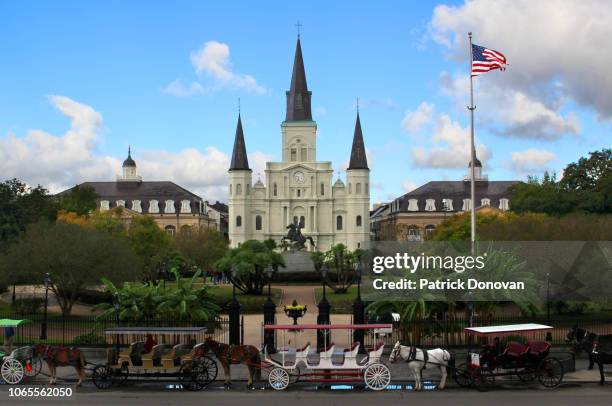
[{"xmin": 228, "ymin": 36, "xmax": 370, "ymax": 251}]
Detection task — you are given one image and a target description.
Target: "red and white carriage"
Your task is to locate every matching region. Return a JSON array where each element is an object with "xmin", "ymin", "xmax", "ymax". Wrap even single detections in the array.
[{"xmin": 263, "ymin": 323, "xmax": 392, "ymax": 391}]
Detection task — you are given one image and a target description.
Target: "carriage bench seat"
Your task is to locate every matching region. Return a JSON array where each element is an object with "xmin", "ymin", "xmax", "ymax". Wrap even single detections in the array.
[
  {"xmin": 161, "ymin": 344, "xmax": 192, "ymax": 369},
  {"xmin": 504, "ymin": 342, "xmax": 530, "ymax": 358},
  {"xmin": 344, "ymin": 342, "xmax": 360, "ymax": 354},
  {"xmin": 142, "ymin": 344, "xmax": 170, "ymax": 368},
  {"xmin": 181, "ymin": 343, "xmax": 205, "ymax": 363},
  {"xmin": 319, "ymin": 342, "xmax": 335, "ymax": 355},
  {"xmin": 527, "ymin": 341, "xmax": 551, "ymax": 357},
  {"xmin": 118, "ymin": 341, "xmax": 145, "ymax": 367},
  {"xmin": 296, "ymin": 342, "xmax": 311, "ymax": 354}
]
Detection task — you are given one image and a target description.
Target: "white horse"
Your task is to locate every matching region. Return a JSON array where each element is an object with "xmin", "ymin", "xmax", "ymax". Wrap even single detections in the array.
[{"xmin": 389, "ymin": 341, "xmax": 453, "ymax": 391}]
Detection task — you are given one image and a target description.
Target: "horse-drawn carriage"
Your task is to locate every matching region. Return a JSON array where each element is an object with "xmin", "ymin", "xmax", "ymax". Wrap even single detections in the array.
[
  {"xmin": 263, "ymin": 323, "xmax": 392, "ymax": 391},
  {"xmin": 0, "ymin": 319, "xmax": 42, "ymax": 385},
  {"xmin": 91, "ymin": 327, "xmax": 218, "ymax": 390},
  {"xmin": 454, "ymin": 323, "xmax": 564, "ymax": 389}
]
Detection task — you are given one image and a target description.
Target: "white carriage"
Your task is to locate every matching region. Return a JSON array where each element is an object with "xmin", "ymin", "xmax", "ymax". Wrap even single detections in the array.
[{"xmin": 263, "ymin": 323, "xmax": 392, "ymax": 391}]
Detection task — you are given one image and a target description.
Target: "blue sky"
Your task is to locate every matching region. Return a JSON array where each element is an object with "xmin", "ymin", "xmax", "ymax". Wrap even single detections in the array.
[{"xmin": 1, "ymin": 0, "xmax": 610, "ymax": 203}]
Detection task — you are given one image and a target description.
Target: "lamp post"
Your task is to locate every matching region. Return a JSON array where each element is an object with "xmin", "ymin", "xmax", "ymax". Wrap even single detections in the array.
[
  {"xmin": 113, "ymin": 292, "xmax": 121, "ymax": 357},
  {"xmin": 317, "ymin": 264, "xmax": 331, "ymax": 351},
  {"xmin": 352, "ymin": 260, "xmax": 365, "ymax": 353},
  {"xmin": 263, "ymin": 265, "xmax": 276, "ymax": 353},
  {"xmin": 228, "ymin": 265, "xmax": 241, "ymax": 345},
  {"xmin": 40, "ymin": 273, "xmax": 51, "ymax": 340}
]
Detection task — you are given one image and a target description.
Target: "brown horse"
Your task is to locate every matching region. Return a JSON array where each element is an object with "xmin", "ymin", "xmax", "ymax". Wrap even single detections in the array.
[
  {"xmin": 32, "ymin": 344, "xmax": 87, "ymax": 387},
  {"xmin": 201, "ymin": 337, "xmax": 261, "ymax": 388}
]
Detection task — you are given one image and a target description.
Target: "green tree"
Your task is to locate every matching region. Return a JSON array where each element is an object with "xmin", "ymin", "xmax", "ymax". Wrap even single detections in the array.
[
  {"xmin": 0, "ymin": 221, "xmax": 140, "ymax": 316},
  {"xmin": 215, "ymin": 240, "xmax": 285, "ymax": 294},
  {"xmin": 175, "ymin": 227, "xmax": 228, "ymax": 273},
  {"xmin": 127, "ymin": 216, "xmax": 178, "ymax": 282},
  {"xmin": 57, "ymin": 184, "xmax": 98, "ymax": 216},
  {"xmin": 96, "ymin": 269, "xmax": 219, "ymax": 321},
  {"xmin": 0, "ymin": 179, "xmax": 57, "ymax": 249},
  {"xmin": 319, "ymin": 243, "xmax": 362, "ymax": 294}
]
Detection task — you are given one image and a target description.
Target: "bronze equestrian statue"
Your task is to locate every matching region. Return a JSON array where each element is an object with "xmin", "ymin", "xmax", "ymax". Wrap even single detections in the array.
[{"xmin": 282, "ymin": 218, "xmax": 315, "ymax": 251}]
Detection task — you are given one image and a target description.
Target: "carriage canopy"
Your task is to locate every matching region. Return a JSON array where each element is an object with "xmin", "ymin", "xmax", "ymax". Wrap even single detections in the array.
[
  {"xmin": 0, "ymin": 319, "xmax": 30, "ymax": 327},
  {"xmin": 465, "ymin": 323, "xmax": 553, "ymax": 337},
  {"xmin": 103, "ymin": 327, "xmax": 208, "ymax": 335}
]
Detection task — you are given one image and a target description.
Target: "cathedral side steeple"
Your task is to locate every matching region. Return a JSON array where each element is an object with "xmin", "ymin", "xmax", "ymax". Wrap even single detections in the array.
[
  {"xmin": 229, "ymin": 113, "xmax": 251, "ymax": 171},
  {"xmin": 285, "ymin": 36, "xmax": 312, "ymax": 121},
  {"xmin": 348, "ymin": 113, "xmax": 369, "ymax": 170}
]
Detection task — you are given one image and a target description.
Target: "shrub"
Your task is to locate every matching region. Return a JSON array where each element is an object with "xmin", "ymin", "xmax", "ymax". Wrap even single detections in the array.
[
  {"xmin": 13, "ymin": 298, "xmax": 44, "ymax": 314},
  {"xmin": 73, "ymin": 331, "xmax": 106, "ymax": 345}
]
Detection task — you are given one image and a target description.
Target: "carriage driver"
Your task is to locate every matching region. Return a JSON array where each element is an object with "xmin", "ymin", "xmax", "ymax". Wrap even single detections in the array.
[{"xmin": 3, "ymin": 326, "xmax": 15, "ymax": 354}]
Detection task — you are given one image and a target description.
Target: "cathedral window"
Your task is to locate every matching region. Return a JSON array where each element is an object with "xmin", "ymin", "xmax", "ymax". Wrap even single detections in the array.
[
  {"xmin": 116, "ymin": 200, "xmax": 125, "ymax": 208},
  {"xmin": 229, "ymin": 184, "xmax": 232, "ymax": 195},
  {"xmin": 291, "ymin": 148, "xmax": 297, "ymax": 161},
  {"xmin": 356, "ymin": 215, "xmax": 362, "ymax": 227},
  {"xmin": 320, "ymin": 183, "xmax": 325, "ymax": 196},
  {"xmin": 425, "ymin": 199, "xmax": 436, "ymax": 211},
  {"xmin": 299, "ymin": 216, "xmax": 305, "ymax": 228},
  {"xmin": 273, "ymin": 183, "xmax": 278, "ymax": 196},
  {"xmin": 365, "ymin": 183, "xmax": 369, "ymax": 194},
  {"xmin": 499, "ymin": 198, "xmax": 509, "ymax": 211},
  {"xmin": 181, "ymin": 200, "xmax": 191, "ymax": 213},
  {"xmin": 236, "ymin": 216, "xmax": 242, "ymax": 227},
  {"xmin": 407, "ymin": 199, "xmax": 419, "ymax": 211},
  {"xmin": 255, "ymin": 215, "xmax": 262, "ymax": 231},
  {"xmin": 165, "ymin": 200, "xmax": 175, "ymax": 213},
  {"xmin": 295, "ymin": 93, "xmax": 303, "ymax": 109},
  {"xmin": 246, "ymin": 184, "xmax": 250, "ymax": 195},
  {"xmin": 149, "ymin": 200, "xmax": 159, "ymax": 213},
  {"xmin": 300, "ymin": 147, "xmax": 307, "ymax": 161},
  {"xmin": 132, "ymin": 200, "xmax": 142, "ymax": 213},
  {"xmin": 297, "ymin": 189, "xmax": 301, "ymax": 197},
  {"xmin": 236, "ymin": 184, "xmax": 242, "ymax": 195},
  {"xmin": 100, "ymin": 200, "xmax": 110, "ymax": 211},
  {"xmin": 356, "ymin": 183, "xmax": 362, "ymax": 194},
  {"xmin": 348, "ymin": 183, "xmax": 352, "ymax": 194},
  {"xmin": 336, "ymin": 215, "xmax": 343, "ymax": 231}
]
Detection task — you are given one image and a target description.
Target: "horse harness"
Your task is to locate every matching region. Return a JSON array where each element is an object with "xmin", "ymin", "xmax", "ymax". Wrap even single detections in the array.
[{"xmin": 407, "ymin": 346, "xmax": 429, "ymax": 366}]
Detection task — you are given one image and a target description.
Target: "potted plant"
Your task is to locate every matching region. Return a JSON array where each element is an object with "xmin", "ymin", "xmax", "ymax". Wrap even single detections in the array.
[{"xmin": 284, "ymin": 300, "xmax": 307, "ymax": 325}]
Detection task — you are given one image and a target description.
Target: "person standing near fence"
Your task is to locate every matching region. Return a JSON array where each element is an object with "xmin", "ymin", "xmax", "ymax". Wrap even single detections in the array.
[{"xmin": 4, "ymin": 326, "xmax": 15, "ymax": 354}]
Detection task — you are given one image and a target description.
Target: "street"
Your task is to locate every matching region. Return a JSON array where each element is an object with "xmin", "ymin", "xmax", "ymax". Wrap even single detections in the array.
[{"xmin": 1, "ymin": 383, "xmax": 611, "ymax": 406}]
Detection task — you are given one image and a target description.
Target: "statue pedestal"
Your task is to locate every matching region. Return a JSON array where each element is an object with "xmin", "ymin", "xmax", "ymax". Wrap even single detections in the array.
[{"xmin": 281, "ymin": 251, "xmax": 315, "ymax": 273}]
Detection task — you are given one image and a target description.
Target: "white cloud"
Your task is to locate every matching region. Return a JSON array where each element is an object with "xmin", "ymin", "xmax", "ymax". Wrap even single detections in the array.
[
  {"xmin": 0, "ymin": 96, "xmax": 267, "ymax": 201},
  {"xmin": 189, "ymin": 41, "xmax": 267, "ymax": 94},
  {"xmin": 401, "ymin": 102, "xmax": 435, "ymax": 134},
  {"xmin": 410, "ymin": 113, "xmax": 490, "ymax": 168},
  {"xmin": 162, "ymin": 80, "xmax": 206, "ymax": 97},
  {"xmin": 430, "ymin": 0, "xmax": 612, "ymax": 121},
  {"xmin": 314, "ymin": 107, "xmax": 327, "ymax": 117},
  {"xmin": 509, "ymin": 148, "xmax": 556, "ymax": 173},
  {"xmin": 402, "ymin": 180, "xmax": 418, "ymax": 193}
]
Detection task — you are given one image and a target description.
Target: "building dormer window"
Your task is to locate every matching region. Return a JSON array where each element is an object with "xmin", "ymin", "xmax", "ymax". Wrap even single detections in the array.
[
  {"xmin": 100, "ymin": 200, "xmax": 110, "ymax": 211},
  {"xmin": 149, "ymin": 200, "xmax": 159, "ymax": 213},
  {"xmin": 425, "ymin": 199, "xmax": 436, "ymax": 211},
  {"xmin": 499, "ymin": 198, "xmax": 509, "ymax": 211},
  {"xmin": 165, "ymin": 200, "xmax": 175, "ymax": 214},
  {"xmin": 442, "ymin": 198, "xmax": 453, "ymax": 211},
  {"xmin": 181, "ymin": 200, "xmax": 191, "ymax": 213},
  {"xmin": 132, "ymin": 200, "xmax": 142, "ymax": 213},
  {"xmin": 481, "ymin": 198, "xmax": 491, "ymax": 207},
  {"xmin": 407, "ymin": 199, "xmax": 419, "ymax": 212},
  {"xmin": 462, "ymin": 198, "xmax": 471, "ymax": 211},
  {"xmin": 116, "ymin": 200, "xmax": 125, "ymax": 208}
]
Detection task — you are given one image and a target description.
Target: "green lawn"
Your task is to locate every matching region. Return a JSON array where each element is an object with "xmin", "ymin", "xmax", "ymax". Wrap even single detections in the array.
[
  {"xmin": 206, "ymin": 285, "xmax": 282, "ymax": 314},
  {"xmin": 314, "ymin": 286, "xmax": 359, "ymax": 314}
]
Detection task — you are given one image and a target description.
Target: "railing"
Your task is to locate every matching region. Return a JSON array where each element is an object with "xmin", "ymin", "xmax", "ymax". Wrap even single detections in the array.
[
  {"xmin": 0, "ymin": 313, "xmax": 234, "ymax": 347},
  {"xmin": 363, "ymin": 314, "xmax": 612, "ymax": 348}
]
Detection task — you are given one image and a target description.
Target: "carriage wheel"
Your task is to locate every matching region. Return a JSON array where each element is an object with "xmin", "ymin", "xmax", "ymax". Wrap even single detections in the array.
[
  {"xmin": 454, "ymin": 362, "xmax": 474, "ymax": 388},
  {"xmin": 198, "ymin": 356, "xmax": 218, "ymax": 386},
  {"xmin": 289, "ymin": 367, "xmax": 301, "ymax": 384},
  {"xmin": 474, "ymin": 367, "xmax": 495, "ymax": 391},
  {"xmin": 537, "ymin": 357, "xmax": 563, "ymax": 388},
  {"xmin": 516, "ymin": 367, "xmax": 536, "ymax": 382},
  {"xmin": 25, "ymin": 357, "xmax": 42, "ymax": 378},
  {"xmin": 268, "ymin": 367, "xmax": 290, "ymax": 390},
  {"xmin": 113, "ymin": 365, "xmax": 129, "ymax": 385},
  {"xmin": 92, "ymin": 365, "xmax": 114, "ymax": 390},
  {"xmin": 1, "ymin": 359, "xmax": 24, "ymax": 384},
  {"xmin": 179, "ymin": 361, "xmax": 206, "ymax": 391},
  {"xmin": 364, "ymin": 363, "xmax": 391, "ymax": 391}
]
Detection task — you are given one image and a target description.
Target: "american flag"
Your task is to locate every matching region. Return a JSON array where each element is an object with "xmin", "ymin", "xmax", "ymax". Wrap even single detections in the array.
[{"xmin": 472, "ymin": 44, "xmax": 508, "ymax": 76}]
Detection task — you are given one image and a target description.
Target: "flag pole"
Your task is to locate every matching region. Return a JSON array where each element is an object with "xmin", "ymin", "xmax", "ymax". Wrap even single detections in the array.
[{"xmin": 468, "ymin": 32, "xmax": 476, "ymax": 256}]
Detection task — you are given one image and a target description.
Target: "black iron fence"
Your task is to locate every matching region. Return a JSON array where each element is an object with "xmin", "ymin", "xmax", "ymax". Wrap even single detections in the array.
[
  {"xmin": 0, "ymin": 313, "xmax": 239, "ymax": 347},
  {"xmin": 363, "ymin": 314, "xmax": 612, "ymax": 348}
]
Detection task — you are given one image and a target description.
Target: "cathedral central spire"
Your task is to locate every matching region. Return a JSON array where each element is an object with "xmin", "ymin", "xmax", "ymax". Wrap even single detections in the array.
[
  {"xmin": 285, "ymin": 36, "xmax": 312, "ymax": 121},
  {"xmin": 229, "ymin": 113, "xmax": 250, "ymax": 171},
  {"xmin": 348, "ymin": 112, "xmax": 369, "ymax": 170}
]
